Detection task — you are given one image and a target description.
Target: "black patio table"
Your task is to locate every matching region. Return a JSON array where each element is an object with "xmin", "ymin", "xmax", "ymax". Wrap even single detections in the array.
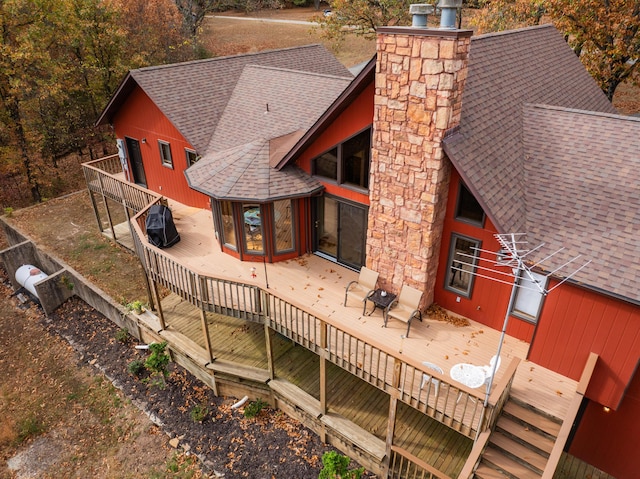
[{"xmin": 366, "ymin": 288, "xmax": 397, "ymax": 319}]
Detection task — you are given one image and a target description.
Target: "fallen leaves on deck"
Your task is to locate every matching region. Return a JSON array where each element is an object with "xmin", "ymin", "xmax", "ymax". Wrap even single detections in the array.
[{"xmin": 426, "ymin": 303, "xmax": 470, "ymax": 327}]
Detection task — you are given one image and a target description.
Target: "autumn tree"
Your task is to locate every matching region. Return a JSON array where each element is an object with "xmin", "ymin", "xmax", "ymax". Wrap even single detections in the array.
[
  {"xmin": 472, "ymin": 0, "xmax": 640, "ymax": 101},
  {"xmin": 0, "ymin": 0, "xmax": 197, "ymax": 207},
  {"xmin": 316, "ymin": 0, "xmax": 413, "ymax": 41},
  {"xmin": 174, "ymin": 0, "xmax": 218, "ymax": 41}
]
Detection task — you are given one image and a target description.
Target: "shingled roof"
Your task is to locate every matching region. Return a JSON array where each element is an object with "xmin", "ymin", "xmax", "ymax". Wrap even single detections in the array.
[
  {"xmin": 96, "ymin": 44, "xmax": 352, "ymax": 152},
  {"xmin": 443, "ymin": 24, "xmax": 639, "ymax": 303},
  {"xmin": 443, "ymin": 25, "xmax": 616, "ymax": 233},
  {"xmin": 523, "ymin": 105, "xmax": 640, "ymax": 303},
  {"xmin": 185, "ymin": 65, "xmax": 351, "ymax": 200}
]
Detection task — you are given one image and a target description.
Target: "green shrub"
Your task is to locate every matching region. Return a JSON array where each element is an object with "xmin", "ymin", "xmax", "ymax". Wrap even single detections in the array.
[
  {"xmin": 190, "ymin": 404, "xmax": 209, "ymax": 423},
  {"xmin": 318, "ymin": 451, "xmax": 364, "ymax": 479},
  {"xmin": 145, "ymin": 342, "xmax": 170, "ymax": 377},
  {"xmin": 127, "ymin": 359, "xmax": 145, "ymax": 377},
  {"xmin": 115, "ymin": 328, "xmax": 129, "ymax": 343},
  {"xmin": 243, "ymin": 398, "xmax": 268, "ymax": 418}
]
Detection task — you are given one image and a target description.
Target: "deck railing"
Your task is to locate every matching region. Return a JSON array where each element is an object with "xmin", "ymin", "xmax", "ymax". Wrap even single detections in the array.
[
  {"xmin": 389, "ymin": 446, "xmax": 454, "ymax": 479},
  {"xmin": 83, "ymin": 157, "xmax": 516, "ymax": 474}
]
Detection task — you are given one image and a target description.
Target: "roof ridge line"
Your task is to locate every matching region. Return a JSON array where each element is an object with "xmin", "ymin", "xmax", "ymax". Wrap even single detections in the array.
[{"xmin": 133, "ymin": 43, "xmax": 326, "ymax": 73}]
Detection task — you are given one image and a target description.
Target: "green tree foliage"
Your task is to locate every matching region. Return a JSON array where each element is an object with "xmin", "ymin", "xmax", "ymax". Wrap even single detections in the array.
[
  {"xmin": 472, "ymin": 0, "xmax": 640, "ymax": 101},
  {"xmin": 316, "ymin": 0, "xmax": 413, "ymax": 41},
  {"xmin": 0, "ymin": 0, "xmax": 197, "ymax": 206}
]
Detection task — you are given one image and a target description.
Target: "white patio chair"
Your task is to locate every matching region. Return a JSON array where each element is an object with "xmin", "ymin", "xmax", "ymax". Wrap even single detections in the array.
[
  {"xmin": 344, "ymin": 266, "xmax": 379, "ymax": 315},
  {"xmin": 420, "ymin": 361, "xmax": 444, "ymax": 396},
  {"xmin": 481, "ymin": 354, "xmax": 502, "ymax": 388}
]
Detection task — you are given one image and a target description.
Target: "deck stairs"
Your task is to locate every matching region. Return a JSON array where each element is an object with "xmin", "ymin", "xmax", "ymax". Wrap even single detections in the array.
[{"xmin": 474, "ymin": 397, "xmax": 562, "ymax": 479}]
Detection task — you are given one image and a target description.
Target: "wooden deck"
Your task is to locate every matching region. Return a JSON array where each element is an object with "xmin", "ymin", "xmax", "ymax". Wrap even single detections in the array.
[
  {"xmin": 154, "ymin": 200, "xmax": 577, "ymax": 421},
  {"xmin": 161, "ymin": 294, "xmax": 472, "ymax": 477}
]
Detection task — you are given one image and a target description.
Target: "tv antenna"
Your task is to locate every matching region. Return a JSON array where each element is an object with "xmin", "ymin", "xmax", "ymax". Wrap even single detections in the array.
[{"xmin": 450, "ymin": 232, "xmax": 591, "ymax": 410}]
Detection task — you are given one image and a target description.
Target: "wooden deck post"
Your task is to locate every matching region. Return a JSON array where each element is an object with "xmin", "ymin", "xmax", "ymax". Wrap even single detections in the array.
[
  {"xmin": 151, "ymin": 280, "xmax": 166, "ymax": 331},
  {"xmin": 264, "ymin": 324, "xmax": 275, "ymax": 380},
  {"xmin": 87, "ymin": 188, "xmax": 104, "ymax": 233},
  {"xmin": 98, "ymin": 173, "xmax": 116, "ymax": 243},
  {"xmin": 384, "ymin": 393, "xmax": 399, "ymax": 477},
  {"xmin": 199, "ymin": 308, "xmax": 214, "ymax": 363},
  {"xmin": 319, "ymin": 320, "xmax": 328, "ymax": 442}
]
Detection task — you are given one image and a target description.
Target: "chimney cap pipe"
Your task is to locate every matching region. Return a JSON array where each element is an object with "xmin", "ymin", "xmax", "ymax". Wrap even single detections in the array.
[
  {"xmin": 410, "ymin": 4, "xmax": 434, "ymax": 27},
  {"xmin": 437, "ymin": 0, "xmax": 462, "ymax": 29},
  {"xmin": 437, "ymin": 0, "xmax": 463, "ymax": 7}
]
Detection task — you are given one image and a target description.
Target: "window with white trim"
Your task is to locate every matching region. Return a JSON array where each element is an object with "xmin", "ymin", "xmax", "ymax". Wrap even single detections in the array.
[
  {"xmin": 510, "ymin": 271, "xmax": 548, "ymax": 323},
  {"xmin": 158, "ymin": 140, "xmax": 173, "ymax": 168}
]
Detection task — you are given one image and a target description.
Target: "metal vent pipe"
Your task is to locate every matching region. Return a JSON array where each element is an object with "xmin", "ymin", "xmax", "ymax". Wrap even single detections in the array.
[
  {"xmin": 437, "ymin": 0, "xmax": 462, "ymax": 29},
  {"xmin": 410, "ymin": 4, "xmax": 435, "ymax": 27}
]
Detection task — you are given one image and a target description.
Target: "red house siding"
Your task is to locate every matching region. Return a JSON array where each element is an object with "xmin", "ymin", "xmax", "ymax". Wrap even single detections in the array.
[
  {"xmin": 569, "ymin": 367, "xmax": 640, "ymax": 479},
  {"xmin": 529, "ymin": 285, "xmax": 640, "ymax": 409},
  {"xmin": 113, "ymin": 86, "xmax": 209, "ymax": 209},
  {"xmin": 434, "ymin": 170, "xmax": 536, "ymax": 342},
  {"xmin": 295, "ymin": 82, "xmax": 374, "ymax": 206}
]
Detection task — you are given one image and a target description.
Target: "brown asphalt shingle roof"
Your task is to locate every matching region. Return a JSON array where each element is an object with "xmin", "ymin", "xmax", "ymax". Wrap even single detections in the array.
[
  {"xmin": 185, "ymin": 139, "xmax": 322, "ymax": 201},
  {"xmin": 523, "ymin": 105, "xmax": 640, "ymax": 303},
  {"xmin": 98, "ymin": 44, "xmax": 352, "ymax": 153},
  {"xmin": 185, "ymin": 65, "xmax": 351, "ymax": 200},
  {"xmin": 443, "ymin": 25, "xmax": 616, "ymax": 233},
  {"xmin": 443, "ymin": 24, "xmax": 638, "ymax": 303}
]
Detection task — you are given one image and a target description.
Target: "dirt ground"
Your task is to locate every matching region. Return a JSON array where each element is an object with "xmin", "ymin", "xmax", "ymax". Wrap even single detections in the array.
[{"xmin": 0, "ymin": 275, "xmax": 366, "ymax": 478}]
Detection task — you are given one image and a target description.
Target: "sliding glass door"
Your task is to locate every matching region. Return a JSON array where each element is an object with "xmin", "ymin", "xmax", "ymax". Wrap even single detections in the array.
[{"xmin": 314, "ymin": 196, "xmax": 367, "ymax": 269}]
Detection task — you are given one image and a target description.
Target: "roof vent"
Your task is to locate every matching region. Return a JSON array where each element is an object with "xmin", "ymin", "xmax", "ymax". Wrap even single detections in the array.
[
  {"xmin": 437, "ymin": 0, "xmax": 462, "ymax": 29},
  {"xmin": 410, "ymin": 4, "xmax": 434, "ymax": 27}
]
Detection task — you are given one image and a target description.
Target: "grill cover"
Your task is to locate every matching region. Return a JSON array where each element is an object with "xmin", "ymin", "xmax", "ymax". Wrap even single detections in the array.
[{"xmin": 145, "ymin": 204, "xmax": 180, "ymax": 248}]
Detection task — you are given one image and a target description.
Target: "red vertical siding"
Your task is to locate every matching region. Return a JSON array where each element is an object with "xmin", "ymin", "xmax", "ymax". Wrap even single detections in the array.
[
  {"xmin": 569, "ymin": 366, "xmax": 640, "ymax": 478},
  {"xmin": 295, "ymin": 82, "xmax": 374, "ymax": 206},
  {"xmin": 113, "ymin": 86, "xmax": 209, "ymax": 209},
  {"xmin": 434, "ymin": 170, "xmax": 535, "ymax": 342},
  {"xmin": 529, "ymin": 285, "xmax": 640, "ymax": 408}
]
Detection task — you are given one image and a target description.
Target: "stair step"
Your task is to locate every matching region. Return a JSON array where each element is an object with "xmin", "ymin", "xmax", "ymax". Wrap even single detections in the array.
[
  {"xmin": 497, "ymin": 416, "xmax": 554, "ymax": 455},
  {"xmin": 483, "ymin": 446, "xmax": 542, "ymax": 479},
  {"xmin": 475, "ymin": 463, "xmax": 510, "ymax": 479},
  {"xmin": 490, "ymin": 432, "xmax": 547, "ymax": 472},
  {"xmin": 503, "ymin": 401, "xmax": 561, "ymax": 437}
]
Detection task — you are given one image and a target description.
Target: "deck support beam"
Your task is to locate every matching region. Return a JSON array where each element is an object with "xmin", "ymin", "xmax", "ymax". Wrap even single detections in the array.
[
  {"xmin": 384, "ymin": 392, "xmax": 399, "ymax": 477},
  {"xmin": 151, "ymin": 279, "xmax": 166, "ymax": 331},
  {"xmin": 264, "ymin": 322, "xmax": 275, "ymax": 380}
]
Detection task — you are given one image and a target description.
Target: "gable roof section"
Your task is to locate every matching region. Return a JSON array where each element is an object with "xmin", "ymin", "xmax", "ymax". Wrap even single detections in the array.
[
  {"xmin": 185, "ymin": 65, "xmax": 351, "ymax": 201},
  {"xmin": 96, "ymin": 44, "xmax": 352, "ymax": 152},
  {"xmin": 277, "ymin": 56, "xmax": 377, "ymax": 169},
  {"xmin": 443, "ymin": 24, "xmax": 616, "ymax": 233},
  {"xmin": 523, "ymin": 105, "xmax": 640, "ymax": 304},
  {"xmin": 205, "ymin": 65, "xmax": 352, "ymax": 153}
]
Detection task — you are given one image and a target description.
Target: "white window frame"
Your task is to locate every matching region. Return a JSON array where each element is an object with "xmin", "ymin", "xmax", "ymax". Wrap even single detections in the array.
[
  {"xmin": 510, "ymin": 270, "xmax": 548, "ymax": 323},
  {"xmin": 158, "ymin": 140, "xmax": 173, "ymax": 168}
]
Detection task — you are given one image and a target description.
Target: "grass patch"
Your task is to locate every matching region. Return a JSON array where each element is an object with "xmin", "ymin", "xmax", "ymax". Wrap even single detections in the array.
[{"xmin": 15, "ymin": 414, "xmax": 45, "ymax": 445}]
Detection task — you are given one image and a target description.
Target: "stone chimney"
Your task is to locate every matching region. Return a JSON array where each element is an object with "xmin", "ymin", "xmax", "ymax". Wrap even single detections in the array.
[{"xmin": 366, "ymin": 11, "xmax": 472, "ymax": 306}]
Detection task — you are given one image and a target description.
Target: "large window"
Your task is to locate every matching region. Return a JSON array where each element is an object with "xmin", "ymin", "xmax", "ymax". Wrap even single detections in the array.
[
  {"xmin": 510, "ymin": 271, "xmax": 547, "ymax": 323},
  {"xmin": 455, "ymin": 182, "xmax": 484, "ymax": 226},
  {"xmin": 220, "ymin": 200, "xmax": 236, "ymax": 249},
  {"xmin": 312, "ymin": 127, "xmax": 371, "ymax": 190},
  {"xmin": 243, "ymin": 203, "xmax": 263, "ymax": 254},
  {"xmin": 273, "ymin": 199, "xmax": 294, "ymax": 253},
  {"xmin": 445, "ymin": 234, "xmax": 481, "ymax": 298},
  {"xmin": 158, "ymin": 140, "xmax": 173, "ymax": 168}
]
